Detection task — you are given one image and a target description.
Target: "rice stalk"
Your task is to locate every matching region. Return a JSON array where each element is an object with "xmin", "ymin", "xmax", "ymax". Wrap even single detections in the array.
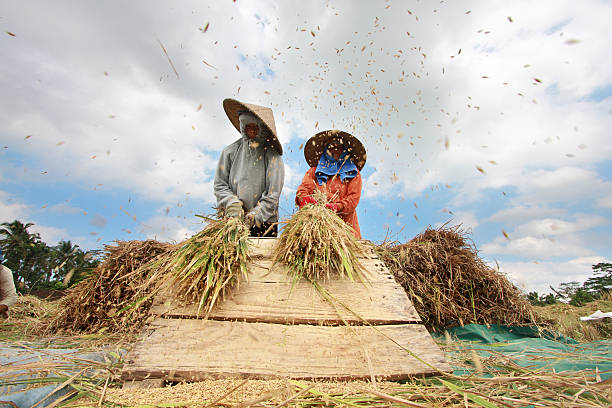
[
  {"xmin": 273, "ymin": 191, "xmax": 366, "ymax": 285},
  {"xmin": 140, "ymin": 217, "xmax": 250, "ymax": 318},
  {"xmin": 45, "ymin": 240, "xmax": 172, "ymax": 334},
  {"xmin": 377, "ymin": 225, "xmax": 537, "ymax": 331}
]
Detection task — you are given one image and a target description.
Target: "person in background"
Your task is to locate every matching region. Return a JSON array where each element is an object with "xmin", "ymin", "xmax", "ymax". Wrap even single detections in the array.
[
  {"xmin": 0, "ymin": 249, "xmax": 18, "ymax": 319},
  {"xmin": 214, "ymin": 98, "xmax": 285, "ymax": 237},
  {"xmin": 295, "ymin": 129, "xmax": 367, "ymax": 239}
]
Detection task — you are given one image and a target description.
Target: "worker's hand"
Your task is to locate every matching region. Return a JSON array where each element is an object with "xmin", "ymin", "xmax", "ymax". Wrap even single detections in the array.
[
  {"xmin": 245, "ymin": 211, "xmax": 261, "ymax": 229},
  {"xmin": 299, "ymin": 196, "xmax": 317, "ymax": 208},
  {"xmin": 225, "ymin": 201, "xmax": 244, "ymax": 219},
  {"xmin": 325, "ymin": 203, "xmax": 342, "ymax": 213}
]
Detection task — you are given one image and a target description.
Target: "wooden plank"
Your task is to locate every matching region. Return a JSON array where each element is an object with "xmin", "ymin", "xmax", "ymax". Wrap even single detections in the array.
[
  {"xmin": 121, "ymin": 319, "xmax": 452, "ymax": 382},
  {"xmin": 152, "ymin": 279, "xmax": 420, "ymax": 324},
  {"xmin": 151, "ymin": 256, "xmax": 420, "ymax": 324},
  {"xmin": 248, "ymin": 238, "xmax": 379, "ymax": 260}
]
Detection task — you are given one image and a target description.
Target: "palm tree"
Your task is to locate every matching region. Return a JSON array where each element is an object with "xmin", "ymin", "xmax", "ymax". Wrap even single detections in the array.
[{"xmin": 0, "ymin": 220, "xmax": 43, "ymax": 288}]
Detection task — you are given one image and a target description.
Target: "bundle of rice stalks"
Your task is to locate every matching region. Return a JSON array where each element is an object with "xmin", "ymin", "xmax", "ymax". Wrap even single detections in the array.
[
  {"xmin": 378, "ymin": 225, "xmax": 537, "ymax": 331},
  {"xmin": 273, "ymin": 192, "xmax": 366, "ymax": 284},
  {"xmin": 45, "ymin": 240, "xmax": 172, "ymax": 334},
  {"xmin": 141, "ymin": 216, "xmax": 250, "ymax": 317}
]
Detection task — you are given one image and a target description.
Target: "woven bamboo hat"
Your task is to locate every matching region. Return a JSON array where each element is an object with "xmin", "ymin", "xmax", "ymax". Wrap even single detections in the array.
[
  {"xmin": 304, "ymin": 129, "xmax": 366, "ymax": 170},
  {"xmin": 222, "ymin": 98, "xmax": 282, "ymax": 155}
]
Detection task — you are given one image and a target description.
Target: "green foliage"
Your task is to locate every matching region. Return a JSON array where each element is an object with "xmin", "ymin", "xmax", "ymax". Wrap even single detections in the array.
[
  {"xmin": 0, "ymin": 219, "xmax": 100, "ymax": 291},
  {"xmin": 552, "ymin": 263, "xmax": 612, "ymax": 307},
  {"xmin": 526, "ymin": 291, "xmax": 558, "ymax": 306},
  {"xmin": 569, "ymin": 288, "xmax": 595, "ymax": 307}
]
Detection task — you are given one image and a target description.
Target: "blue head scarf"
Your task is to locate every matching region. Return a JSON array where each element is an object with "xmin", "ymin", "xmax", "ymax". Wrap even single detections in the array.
[
  {"xmin": 315, "ymin": 145, "xmax": 359, "ymax": 185},
  {"xmin": 0, "ymin": 248, "xmax": 4, "ymax": 264}
]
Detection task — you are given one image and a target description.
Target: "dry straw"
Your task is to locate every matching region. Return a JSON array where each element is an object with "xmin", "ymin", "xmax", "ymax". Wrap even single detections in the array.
[
  {"xmin": 273, "ymin": 191, "xmax": 366, "ymax": 285},
  {"xmin": 378, "ymin": 225, "xmax": 537, "ymax": 331},
  {"xmin": 140, "ymin": 216, "xmax": 250, "ymax": 318},
  {"xmin": 46, "ymin": 240, "xmax": 171, "ymax": 334}
]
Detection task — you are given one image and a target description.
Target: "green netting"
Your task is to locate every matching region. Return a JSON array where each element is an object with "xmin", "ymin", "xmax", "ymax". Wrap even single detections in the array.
[{"xmin": 434, "ymin": 324, "xmax": 612, "ymax": 380}]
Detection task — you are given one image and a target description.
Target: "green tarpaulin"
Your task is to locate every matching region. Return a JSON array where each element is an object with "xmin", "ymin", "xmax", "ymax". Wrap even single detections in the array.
[{"xmin": 434, "ymin": 324, "xmax": 612, "ymax": 380}]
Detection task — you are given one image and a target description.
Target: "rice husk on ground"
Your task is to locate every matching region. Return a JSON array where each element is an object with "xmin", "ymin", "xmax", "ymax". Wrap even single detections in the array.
[
  {"xmin": 45, "ymin": 239, "xmax": 172, "ymax": 334},
  {"xmin": 274, "ymin": 198, "xmax": 366, "ymax": 284},
  {"xmin": 377, "ymin": 225, "xmax": 537, "ymax": 331}
]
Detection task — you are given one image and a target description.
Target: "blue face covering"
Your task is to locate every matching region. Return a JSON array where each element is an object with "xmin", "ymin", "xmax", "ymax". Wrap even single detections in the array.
[{"xmin": 315, "ymin": 146, "xmax": 359, "ymax": 185}]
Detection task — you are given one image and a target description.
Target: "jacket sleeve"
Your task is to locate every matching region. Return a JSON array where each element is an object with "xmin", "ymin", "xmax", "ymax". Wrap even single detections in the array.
[
  {"xmin": 0, "ymin": 265, "xmax": 18, "ymax": 307},
  {"xmin": 295, "ymin": 167, "xmax": 317, "ymax": 206},
  {"xmin": 213, "ymin": 147, "xmax": 241, "ymax": 209},
  {"xmin": 251, "ymin": 152, "xmax": 285, "ymax": 223},
  {"xmin": 336, "ymin": 172, "xmax": 362, "ymax": 214}
]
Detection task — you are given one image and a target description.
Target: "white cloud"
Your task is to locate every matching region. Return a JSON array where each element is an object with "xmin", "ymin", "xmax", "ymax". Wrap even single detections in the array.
[
  {"xmin": 138, "ymin": 214, "xmax": 199, "ymax": 243},
  {"xmin": 487, "ymin": 205, "xmax": 567, "ymax": 225},
  {"xmin": 48, "ymin": 203, "xmax": 83, "ymax": 215},
  {"xmin": 0, "ymin": 190, "xmax": 30, "ymax": 222},
  {"xmin": 30, "ymin": 224, "xmax": 70, "ymax": 246},
  {"xmin": 499, "ymin": 256, "xmax": 610, "ymax": 294},
  {"xmin": 482, "ymin": 214, "xmax": 607, "ymax": 259},
  {"xmin": 596, "ymin": 195, "xmax": 612, "ymax": 209}
]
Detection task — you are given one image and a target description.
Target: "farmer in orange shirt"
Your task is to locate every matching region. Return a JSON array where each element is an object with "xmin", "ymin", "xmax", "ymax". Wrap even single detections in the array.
[{"xmin": 295, "ymin": 130, "xmax": 367, "ymax": 239}]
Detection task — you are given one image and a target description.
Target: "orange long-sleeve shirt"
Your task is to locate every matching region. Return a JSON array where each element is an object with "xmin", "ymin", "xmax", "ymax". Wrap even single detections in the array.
[{"xmin": 295, "ymin": 167, "xmax": 362, "ymax": 239}]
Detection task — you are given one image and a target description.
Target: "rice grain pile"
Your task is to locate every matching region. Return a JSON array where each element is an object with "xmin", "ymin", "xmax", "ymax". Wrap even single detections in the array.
[
  {"xmin": 141, "ymin": 217, "xmax": 250, "ymax": 317},
  {"xmin": 273, "ymin": 197, "xmax": 366, "ymax": 284},
  {"xmin": 378, "ymin": 225, "xmax": 537, "ymax": 331},
  {"xmin": 46, "ymin": 240, "xmax": 172, "ymax": 334}
]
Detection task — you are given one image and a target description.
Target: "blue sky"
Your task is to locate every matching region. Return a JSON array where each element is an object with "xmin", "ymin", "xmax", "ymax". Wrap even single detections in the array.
[{"xmin": 1, "ymin": 0, "xmax": 611, "ymax": 294}]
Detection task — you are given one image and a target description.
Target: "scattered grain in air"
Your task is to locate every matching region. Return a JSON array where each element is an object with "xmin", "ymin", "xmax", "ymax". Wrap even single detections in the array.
[
  {"xmin": 507, "ymin": 16, "xmax": 513, "ymax": 23},
  {"xmin": 235, "ymin": 64, "xmax": 239, "ymax": 71},
  {"xmin": 566, "ymin": 153, "xmax": 575, "ymax": 158},
  {"xmin": 502, "ymin": 229, "xmax": 510, "ymax": 240},
  {"xmin": 25, "ymin": 135, "xmax": 32, "ymax": 140},
  {"xmin": 476, "ymin": 165, "xmax": 486, "ymax": 174},
  {"xmin": 311, "ymin": 30, "xmax": 315, "ymax": 37},
  {"xmin": 264, "ymin": 90, "xmax": 270, "ymax": 95},
  {"xmin": 91, "ymin": 155, "xmax": 97, "ymax": 159},
  {"xmin": 444, "ymin": 137, "xmax": 450, "ymax": 150},
  {"xmin": 413, "ymin": 214, "xmax": 419, "ymax": 221},
  {"xmin": 108, "ymin": 115, "xmax": 115, "ymax": 119},
  {"xmin": 578, "ymin": 144, "xmax": 587, "ymax": 149},
  {"xmin": 41, "ymin": 204, "xmax": 47, "ymax": 208},
  {"xmin": 299, "ymin": 143, "xmax": 303, "ymax": 150},
  {"xmin": 103, "ymin": 71, "xmax": 109, "ymax": 76},
  {"xmin": 488, "ymin": 160, "xmax": 498, "ymax": 165},
  {"xmin": 413, "ymin": 202, "xmax": 418, "ymax": 208},
  {"xmin": 565, "ymin": 39, "xmax": 580, "ymax": 45},
  {"xmin": 56, "ymin": 141, "xmax": 64, "ymax": 146},
  {"xmin": 6, "ymin": 31, "xmax": 16, "ymax": 37},
  {"xmin": 196, "ymin": 104, "xmax": 202, "ymax": 111},
  {"xmin": 533, "ymin": 78, "xmax": 542, "ymax": 83}
]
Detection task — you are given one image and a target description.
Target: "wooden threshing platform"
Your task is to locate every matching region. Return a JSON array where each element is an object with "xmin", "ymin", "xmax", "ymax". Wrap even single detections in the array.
[{"xmin": 121, "ymin": 238, "xmax": 451, "ymax": 383}]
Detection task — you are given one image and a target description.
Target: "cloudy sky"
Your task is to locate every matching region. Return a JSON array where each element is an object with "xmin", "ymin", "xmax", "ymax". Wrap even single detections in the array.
[{"xmin": 1, "ymin": 0, "xmax": 611, "ymax": 294}]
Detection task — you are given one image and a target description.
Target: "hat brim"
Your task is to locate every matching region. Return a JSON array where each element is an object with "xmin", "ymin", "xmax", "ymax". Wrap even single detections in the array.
[
  {"xmin": 304, "ymin": 130, "xmax": 366, "ymax": 170},
  {"xmin": 223, "ymin": 98, "xmax": 283, "ymax": 155}
]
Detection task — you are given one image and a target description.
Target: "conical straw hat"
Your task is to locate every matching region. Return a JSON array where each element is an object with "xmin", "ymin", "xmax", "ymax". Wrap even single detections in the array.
[
  {"xmin": 304, "ymin": 129, "xmax": 366, "ymax": 170},
  {"xmin": 223, "ymin": 98, "xmax": 282, "ymax": 155}
]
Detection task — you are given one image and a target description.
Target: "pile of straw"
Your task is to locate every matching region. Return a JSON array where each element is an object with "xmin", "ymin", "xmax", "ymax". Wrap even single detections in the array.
[
  {"xmin": 273, "ymin": 196, "xmax": 366, "ymax": 284},
  {"xmin": 141, "ymin": 217, "xmax": 250, "ymax": 317},
  {"xmin": 46, "ymin": 240, "xmax": 171, "ymax": 334},
  {"xmin": 378, "ymin": 225, "xmax": 536, "ymax": 331}
]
